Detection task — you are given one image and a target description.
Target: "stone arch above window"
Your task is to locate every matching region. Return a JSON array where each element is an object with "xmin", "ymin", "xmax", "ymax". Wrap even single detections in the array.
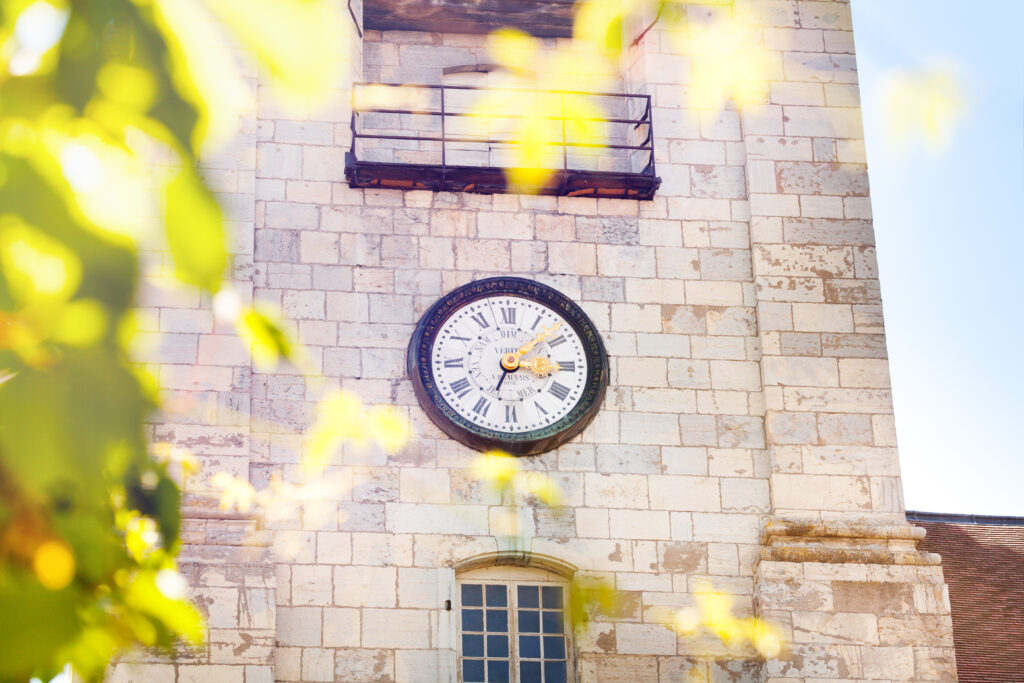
[{"xmin": 453, "ymin": 550, "xmax": 578, "ymax": 579}]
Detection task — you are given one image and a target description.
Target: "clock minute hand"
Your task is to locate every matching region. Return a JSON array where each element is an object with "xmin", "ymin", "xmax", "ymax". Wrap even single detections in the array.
[{"xmin": 517, "ymin": 321, "xmax": 563, "ymax": 357}]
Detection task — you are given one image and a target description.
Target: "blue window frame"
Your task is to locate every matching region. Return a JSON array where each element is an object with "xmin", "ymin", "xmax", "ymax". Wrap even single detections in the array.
[{"xmin": 458, "ymin": 580, "xmax": 571, "ymax": 683}]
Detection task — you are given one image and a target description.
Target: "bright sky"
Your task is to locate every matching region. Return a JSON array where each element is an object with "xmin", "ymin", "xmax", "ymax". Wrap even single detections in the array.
[{"xmin": 850, "ymin": 1, "xmax": 1024, "ymax": 516}]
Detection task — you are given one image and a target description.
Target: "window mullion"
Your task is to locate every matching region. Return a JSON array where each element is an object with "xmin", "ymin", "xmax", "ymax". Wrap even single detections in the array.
[{"xmin": 510, "ymin": 582, "xmax": 519, "ymax": 683}]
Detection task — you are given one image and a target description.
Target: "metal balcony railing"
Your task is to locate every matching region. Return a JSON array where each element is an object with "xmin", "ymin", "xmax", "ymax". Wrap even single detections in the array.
[{"xmin": 345, "ymin": 82, "xmax": 660, "ymax": 199}]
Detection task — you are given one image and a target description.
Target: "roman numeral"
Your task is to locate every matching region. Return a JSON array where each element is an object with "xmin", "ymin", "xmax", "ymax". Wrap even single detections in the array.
[
  {"xmin": 471, "ymin": 396, "xmax": 490, "ymax": 416},
  {"xmin": 531, "ymin": 316, "xmax": 542, "ymax": 331},
  {"xmin": 558, "ymin": 360, "xmax": 575, "ymax": 373},
  {"xmin": 548, "ymin": 335, "xmax": 566, "ymax": 348},
  {"xmin": 450, "ymin": 334, "xmax": 470, "ymax": 342},
  {"xmin": 505, "ymin": 404, "xmax": 517, "ymax": 423},
  {"xmin": 534, "ymin": 401, "xmax": 549, "ymax": 416},
  {"xmin": 549, "ymin": 381, "xmax": 570, "ymax": 401},
  {"xmin": 443, "ymin": 358, "xmax": 464, "ymax": 368},
  {"xmin": 450, "ymin": 377, "xmax": 472, "ymax": 398},
  {"xmin": 501, "ymin": 307, "xmax": 516, "ymax": 325},
  {"xmin": 470, "ymin": 312, "xmax": 489, "ymax": 328}
]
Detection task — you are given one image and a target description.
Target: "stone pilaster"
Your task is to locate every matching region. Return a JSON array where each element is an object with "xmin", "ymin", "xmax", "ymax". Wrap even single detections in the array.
[
  {"xmin": 736, "ymin": 1, "xmax": 958, "ymax": 679},
  {"xmin": 755, "ymin": 520, "xmax": 957, "ymax": 681}
]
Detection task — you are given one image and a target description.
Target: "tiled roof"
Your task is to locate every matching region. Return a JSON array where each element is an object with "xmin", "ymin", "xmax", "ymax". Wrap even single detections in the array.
[{"xmin": 910, "ymin": 512, "xmax": 1024, "ymax": 683}]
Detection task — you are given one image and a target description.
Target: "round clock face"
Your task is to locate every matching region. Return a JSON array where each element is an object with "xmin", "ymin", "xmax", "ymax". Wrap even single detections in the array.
[{"xmin": 408, "ymin": 277, "xmax": 608, "ymax": 455}]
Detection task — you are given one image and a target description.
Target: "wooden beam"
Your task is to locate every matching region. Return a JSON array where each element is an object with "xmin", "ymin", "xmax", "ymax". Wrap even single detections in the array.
[{"xmin": 363, "ymin": 0, "xmax": 577, "ymax": 37}]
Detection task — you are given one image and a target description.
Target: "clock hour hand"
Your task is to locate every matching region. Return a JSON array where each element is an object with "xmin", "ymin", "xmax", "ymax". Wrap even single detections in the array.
[{"xmin": 519, "ymin": 357, "xmax": 561, "ymax": 376}]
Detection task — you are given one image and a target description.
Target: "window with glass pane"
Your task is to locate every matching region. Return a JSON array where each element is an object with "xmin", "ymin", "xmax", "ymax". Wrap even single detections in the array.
[{"xmin": 458, "ymin": 581, "xmax": 570, "ymax": 683}]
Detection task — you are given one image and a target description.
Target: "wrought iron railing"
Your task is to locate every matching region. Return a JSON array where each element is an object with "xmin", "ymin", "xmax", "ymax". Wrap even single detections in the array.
[{"xmin": 345, "ymin": 82, "xmax": 660, "ymax": 199}]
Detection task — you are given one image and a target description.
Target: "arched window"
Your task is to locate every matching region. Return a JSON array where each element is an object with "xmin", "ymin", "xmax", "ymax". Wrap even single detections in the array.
[{"xmin": 455, "ymin": 561, "xmax": 575, "ymax": 683}]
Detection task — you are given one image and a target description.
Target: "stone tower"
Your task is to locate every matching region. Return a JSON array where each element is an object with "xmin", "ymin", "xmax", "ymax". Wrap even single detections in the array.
[{"xmin": 117, "ymin": 1, "xmax": 958, "ymax": 681}]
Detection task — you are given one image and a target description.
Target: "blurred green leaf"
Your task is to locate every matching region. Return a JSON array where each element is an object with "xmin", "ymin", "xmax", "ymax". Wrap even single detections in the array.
[
  {"xmin": 570, "ymin": 575, "xmax": 620, "ymax": 627},
  {"xmin": 164, "ymin": 165, "xmax": 226, "ymax": 292},
  {"xmin": 148, "ymin": 0, "xmax": 251, "ymax": 150},
  {"xmin": 204, "ymin": 0, "xmax": 342, "ymax": 97},
  {"xmin": 125, "ymin": 569, "xmax": 203, "ymax": 645},
  {"xmin": 0, "ymin": 348, "xmax": 149, "ymax": 503},
  {"xmin": 0, "ymin": 567, "xmax": 79, "ymax": 681},
  {"xmin": 239, "ymin": 307, "xmax": 294, "ymax": 369},
  {"xmin": 125, "ymin": 466, "xmax": 181, "ymax": 550},
  {"xmin": 0, "ymin": 219, "xmax": 82, "ymax": 305},
  {"xmin": 0, "ymin": 154, "xmax": 137, "ymax": 315},
  {"xmin": 53, "ymin": 513, "xmax": 125, "ymax": 583},
  {"xmin": 0, "ymin": 0, "xmax": 340, "ymax": 676}
]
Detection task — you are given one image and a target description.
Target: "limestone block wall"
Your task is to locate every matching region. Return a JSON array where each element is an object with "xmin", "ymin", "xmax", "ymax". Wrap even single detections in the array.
[
  {"xmin": 249, "ymin": 16, "xmax": 774, "ymax": 680},
  {"xmin": 123, "ymin": 1, "xmax": 957, "ymax": 681}
]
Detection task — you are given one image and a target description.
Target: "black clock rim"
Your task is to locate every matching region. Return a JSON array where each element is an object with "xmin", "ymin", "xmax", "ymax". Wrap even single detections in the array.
[{"xmin": 407, "ymin": 277, "xmax": 608, "ymax": 456}]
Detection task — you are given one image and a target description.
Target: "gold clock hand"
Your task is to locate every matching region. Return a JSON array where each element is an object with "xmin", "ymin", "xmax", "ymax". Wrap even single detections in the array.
[
  {"xmin": 519, "ymin": 357, "xmax": 561, "ymax": 376},
  {"xmin": 517, "ymin": 321, "xmax": 563, "ymax": 357}
]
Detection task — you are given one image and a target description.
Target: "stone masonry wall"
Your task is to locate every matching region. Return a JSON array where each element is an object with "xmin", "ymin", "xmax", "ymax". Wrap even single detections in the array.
[
  {"xmin": 257, "ymin": 17, "xmax": 771, "ymax": 681},
  {"xmin": 122, "ymin": 1, "xmax": 957, "ymax": 681}
]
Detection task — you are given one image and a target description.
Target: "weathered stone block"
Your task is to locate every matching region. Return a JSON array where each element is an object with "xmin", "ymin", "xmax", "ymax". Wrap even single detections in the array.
[
  {"xmin": 276, "ymin": 606, "xmax": 322, "ymax": 646},
  {"xmin": 777, "ymin": 163, "xmax": 869, "ymax": 197},
  {"xmin": 877, "ymin": 614, "xmax": 955, "ymax": 647},
  {"xmin": 650, "ymin": 475, "xmax": 722, "ymax": 513},
  {"xmin": 334, "ymin": 566, "xmax": 396, "ymax": 608},
  {"xmin": 334, "ymin": 648, "xmax": 395, "ymax": 682},
  {"xmin": 758, "ymin": 578, "xmax": 835, "ymax": 612},
  {"xmin": 761, "ymin": 643, "xmax": 846, "ymax": 679},
  {"xmin": 860, "ymin": 645, "xmax": 915, "ymax": 680},
  {"xmin": 291, "ymin": 565, "xmax": 333, "ymax": 606},
  {"xmin": 792, "ymin": 611, "xmax": 879, "ymax": 645},
  {"xmin": 361, "ymin": 609, "xmax": 431, "ymax": 648},
  {"xmin": 386, "ymin": 503, "xmax": 489, "ymax": 535},
  {"xmin": 620, "ymin": 412, "xmax": 681, "ymax": 446},
  {"xmin": 583, "ymin": 473, "xmax": 648, "ymax": 508},
  {"xmin": 831, "ymin": 580, "xmax": 916, "ymax": 615},
  {"xmin": 322, "ymin": 607, "xmax": 360, "ymax": 648},
  {"xmin": 720, "ymin": 478, "xmax": 771, "ymax": 513},
  {"xmin": 615, "ymin": 623, "xmax": 678, "ymax": 655},
  {"xmin": 302, "ymin": 648, "xmax": 335, "ymax": 682},
  {"xmin": 763, "ymin": 356, "xmax": 839, "ymax": 386}
]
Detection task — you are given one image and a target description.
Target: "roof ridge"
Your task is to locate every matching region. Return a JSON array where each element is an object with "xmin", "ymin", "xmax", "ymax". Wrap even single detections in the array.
[{"xmin": 907, "ymin": 510, "xmax": 1024, "ymax": 526}]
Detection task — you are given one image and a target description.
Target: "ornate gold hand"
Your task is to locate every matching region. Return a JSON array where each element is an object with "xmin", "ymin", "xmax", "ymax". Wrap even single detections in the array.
[
  {"xmin": 500, "ymin": 322, "xmax": 564, "ymax": 372},
  {"xmin": 519, "ymin": 357, "xmax": 561, "ymax": 376},
  {"xmin": 517, "ymin": 321, "xmax": 563, "ymax": 357}
]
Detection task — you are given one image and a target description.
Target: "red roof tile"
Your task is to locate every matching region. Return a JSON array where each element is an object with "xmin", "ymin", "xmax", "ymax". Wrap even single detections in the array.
[{"xmin": 913, "ymin": 518, "xmax": 1024, "ymax": 683}]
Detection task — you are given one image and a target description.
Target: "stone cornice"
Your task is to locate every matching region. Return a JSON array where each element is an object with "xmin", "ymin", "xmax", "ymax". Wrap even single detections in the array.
[{"xmin": 759, "ymin": 518, "xmax": 942, "ymax": 566}]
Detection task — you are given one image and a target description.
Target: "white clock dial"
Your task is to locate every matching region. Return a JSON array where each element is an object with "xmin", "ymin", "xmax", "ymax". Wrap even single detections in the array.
[{"xmin": 431, "ymin": 295, "xmax": 589, "ymax": 434}]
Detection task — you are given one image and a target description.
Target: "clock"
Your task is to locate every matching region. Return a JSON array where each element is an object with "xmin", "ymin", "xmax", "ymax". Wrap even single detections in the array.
[{"xmin": 408, "ymin": 277, "xmax": 608, "ymax": 456}]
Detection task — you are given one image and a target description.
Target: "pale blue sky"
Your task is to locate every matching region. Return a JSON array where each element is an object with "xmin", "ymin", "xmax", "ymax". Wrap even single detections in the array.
[{"xmin": 850, "ymin": 1, "xmax": 1024, "ymax": 515}]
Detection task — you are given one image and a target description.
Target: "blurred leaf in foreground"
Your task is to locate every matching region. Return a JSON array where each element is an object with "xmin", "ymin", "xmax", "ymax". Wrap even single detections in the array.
[
  {"xmin": 882, "ymin": 63, "xmax": 967, "ymax": 154},
  {"xmin": 0, "ymin": 0, "xmax": 343, "ymax": 679},
  {"xmin": 304, "ymin": 390, "xmax": 411, "ymax": 470},
  {"xmin": 672, "ymin": 579, "xmax": 784, "ymax": 658}
]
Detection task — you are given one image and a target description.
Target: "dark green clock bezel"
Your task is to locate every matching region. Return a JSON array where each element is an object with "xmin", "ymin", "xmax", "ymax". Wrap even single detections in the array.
[{"xmin": 408, "ymin": 277, "xmax": 608, "ymax": 456}]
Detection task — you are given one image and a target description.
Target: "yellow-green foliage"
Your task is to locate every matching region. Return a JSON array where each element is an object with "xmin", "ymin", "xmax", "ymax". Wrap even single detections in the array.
[{"xmin": 0, "ymin": 0, "xmax": 339, "ymax": 679}]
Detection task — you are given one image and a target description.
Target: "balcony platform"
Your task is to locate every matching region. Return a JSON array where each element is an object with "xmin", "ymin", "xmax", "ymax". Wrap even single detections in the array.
[
  {"xmin": 345, "ymin": 157, "xmax": 661, "ymax": 199},
  {"xmin": 345, "ymin": 83, "xmax": 661, "ymax": 201}
]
